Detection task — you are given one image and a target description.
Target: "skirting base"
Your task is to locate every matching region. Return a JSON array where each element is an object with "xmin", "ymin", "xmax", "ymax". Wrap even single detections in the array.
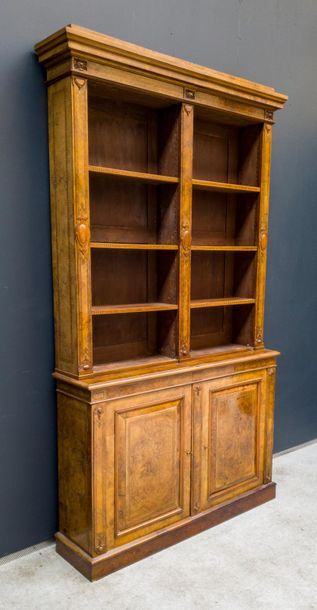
[{"xmin": 56, "ymin": 482, "xmax": 276, "ymax": 581}]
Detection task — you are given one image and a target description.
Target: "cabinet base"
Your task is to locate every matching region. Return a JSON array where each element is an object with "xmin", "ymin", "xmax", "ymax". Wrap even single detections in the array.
[{"xmin": 56, "ymin": 482, "xmax": 276, "ymax": 581}]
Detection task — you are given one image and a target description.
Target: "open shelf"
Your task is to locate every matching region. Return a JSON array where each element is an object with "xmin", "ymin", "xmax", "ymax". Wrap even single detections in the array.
[
  {"xmin": 91, "ymin": 248, "xmax": 177, "ymax": 307},
  {"xmin": 193, "ymin": 118, "xmax": 261, "ymax": 187},
  {"xmin": 88, "ymin": 88, "xmax": 180, "ymax": 178},
  {"xmin": 190, "ymin": 297, "xmax": 256, "ymax": 309},
  {"xmin": 190, "ymin": 304, "xmax": 255, "ymax": 352},
  {"xmin": 89, "ymin": 172, "xmax": 179, "ymax": 245},
  {"xmin": 192, "ymin": 179, "xmax": 260, "ymax": 194},
  {"xmin": 91, "ymin": 243, "xmax": 178, "ymax": 251},
  {"xmin": 92, "ymin": 303, "xmax": 178, "ymax": 315},
  {"xmin": 192, "ymin": 188, "xmax": 258, "ymax": 248},
  {"xmin": 93, "ymin": 310, "xmax": 177, "ymax": 365},
  {"xmin": 191, "ymin": 251, "xmax": 256, "ymax": 301}
]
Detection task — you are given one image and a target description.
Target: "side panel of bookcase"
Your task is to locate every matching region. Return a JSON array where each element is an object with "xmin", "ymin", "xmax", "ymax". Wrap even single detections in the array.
[{"xmin": 48, "ymin": 76, "xmax": 92, "ymax": 375}]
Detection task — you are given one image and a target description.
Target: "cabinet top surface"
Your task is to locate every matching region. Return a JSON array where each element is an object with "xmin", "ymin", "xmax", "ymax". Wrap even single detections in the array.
[{"xmin": 35, "ymin": 24, "xmax": 287, "ymax": 111}]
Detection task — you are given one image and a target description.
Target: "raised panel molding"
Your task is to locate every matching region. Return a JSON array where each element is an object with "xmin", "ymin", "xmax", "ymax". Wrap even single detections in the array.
[
  {"xmin": 115, "ymin": 400, "xmax": 183, "ymax": 535},
  {"xmin": 207, "ymin": 383, "xmax": 259, "ymax": 497},
  {"xmin": 197, "ymin": 372, "xmax": 266, "ymax": 511}
]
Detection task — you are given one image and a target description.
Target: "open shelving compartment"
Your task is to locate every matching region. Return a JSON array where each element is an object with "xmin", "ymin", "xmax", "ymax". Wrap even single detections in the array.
[
  {"xmin": 88, "ymin": 82, "xmax": 181, "ymax": 369},
  {"xmin": 87, "ymin": 81, "xmax": 264, "ymax": 372},
  {"xmin": 189, "ymin": 108, "xmax": 261, "ymax": 358}
]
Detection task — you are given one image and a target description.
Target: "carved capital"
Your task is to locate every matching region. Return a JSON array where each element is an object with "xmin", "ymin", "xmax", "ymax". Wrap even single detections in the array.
[
  {"xmin": 184, "ymin": 103, "xmax": 193, "ymax": 115},
  {"xmin": 73, "ymin": 77, "xmax": 86, "ymax": 90},
  {"xmin": 267, "ymin": 367, "xmax": 275, "ymax": 376},
  {"xmin": 75, "ymin": 222, "xmax": 90, "ymax": 259}
]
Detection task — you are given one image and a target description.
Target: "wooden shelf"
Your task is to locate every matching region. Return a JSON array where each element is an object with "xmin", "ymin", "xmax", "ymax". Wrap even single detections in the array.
[
  {"xmin": 89, "ymin": 165, "xmax": 179, "ymax": 185},
  {"xmin": 190, "ymin": 344, "xmax": 253, "ymax": 358},
  {"xmin": 91, "ymin": 242, "xmax": 178, "ymax": 250},
  {"xmin": 192, "ymin": 179, "xmax": 260, "ymax": 194},
  {"xmin": 191, "ymin": 245, "xmax": 257, "ymax": 252},
  {"xmin": 190, "ymin": 297, "xmax": 256, "ymax": 309},
  {"xmin": 92, "ymin": 303, "xmax": 178, "ymax": 315}
]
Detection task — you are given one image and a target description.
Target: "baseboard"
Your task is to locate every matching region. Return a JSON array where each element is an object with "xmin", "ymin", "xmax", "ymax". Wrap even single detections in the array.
[
  {"xmin": 274, "ymin": 437, "xmax": 317, "ymax": 458},
  {"xmin": 56, "ymin": 482, "xmax": 276, "ymax": 581}
]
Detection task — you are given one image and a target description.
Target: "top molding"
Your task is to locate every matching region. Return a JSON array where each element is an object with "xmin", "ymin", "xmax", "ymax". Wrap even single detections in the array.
[{"xmin": 35, "ymin": 24, "xmax": 287, "ymax": 115}]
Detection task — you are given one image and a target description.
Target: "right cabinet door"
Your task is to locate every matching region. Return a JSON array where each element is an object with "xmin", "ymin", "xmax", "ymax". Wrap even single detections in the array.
[{"xmin": 193, "ymin": 368, "xmax": 270, "ymax": 513}]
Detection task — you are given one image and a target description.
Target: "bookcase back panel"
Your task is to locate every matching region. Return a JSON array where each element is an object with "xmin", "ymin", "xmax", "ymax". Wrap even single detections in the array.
[
  {"xmin": 89, "ymin": 100, "xmax": 151, "ymax": 172},
  {"xmin": 193, "ymin": 121, "xmax": 237, "ymax": 182}
]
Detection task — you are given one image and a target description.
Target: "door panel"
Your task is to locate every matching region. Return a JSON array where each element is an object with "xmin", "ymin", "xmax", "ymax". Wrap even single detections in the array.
[
  {"xmin": 103, "ymin": 386, "xmax": 191, "ymax": 548},
  {"xmin": 193, "ymin": 371, "xmax": 266, "ymax": 512}
]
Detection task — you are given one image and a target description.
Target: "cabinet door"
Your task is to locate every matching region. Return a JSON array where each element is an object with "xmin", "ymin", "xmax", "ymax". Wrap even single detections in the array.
[
  {"xmin": 192, "ymin": 370, "xmax": 267, "ymax": 513},
  {"xmin": 101, "ymin": 385, "xmax": 192, "ymax": 548}
]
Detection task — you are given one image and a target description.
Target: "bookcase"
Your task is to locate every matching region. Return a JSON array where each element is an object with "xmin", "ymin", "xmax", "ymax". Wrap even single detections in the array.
[{"xmin": 35, "ymin": 25, "xmax": 287, "ymax": 580}]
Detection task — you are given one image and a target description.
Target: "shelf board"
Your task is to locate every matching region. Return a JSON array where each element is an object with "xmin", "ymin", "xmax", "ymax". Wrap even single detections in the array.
[
  {"xmin": 191, "ymin": 245, "xmax": 257, "ymax": 252},
  {"xmin": 192, "ymin": 179, "xmax": 260, "ymax": 194},
  {"xmin": 89, "ymin": 165, "xmax": 179, "ymax": 184},
  {"xmin": 190, "ymin": 297, "xmax": 256, "ymax": 309},
  {"xmin": 92, "ymin": 303, "xmax": 178, "ymax": 315},
  {"xmin": 90, "ymin": 242, "xmax": 178, "ymax": 250},
  {"xmin": 190, "ymin": 344, "xmax": 253, "ymax": 358}
]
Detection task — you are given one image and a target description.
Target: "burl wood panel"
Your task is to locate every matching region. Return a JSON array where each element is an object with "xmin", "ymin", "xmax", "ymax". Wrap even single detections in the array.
[
  {"xmin": 194, "ymin": 370, "xmax": 266, "ymax": 511},
  {"xmin": 58, "ymin": 394, "xmax": 92, "ymax": 554},
  {"xmin": 100, "ymin": 386, "xmax": 192, "ymax": 548}
]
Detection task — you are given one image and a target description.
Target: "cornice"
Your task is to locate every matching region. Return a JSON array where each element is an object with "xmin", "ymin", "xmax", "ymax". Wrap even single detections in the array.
[{"xmin": 35, "ymin": 24, "xmax": 287, "ymax": 111}]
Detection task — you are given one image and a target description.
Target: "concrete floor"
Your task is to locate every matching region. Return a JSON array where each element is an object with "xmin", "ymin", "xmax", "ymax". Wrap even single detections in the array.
[{"xmin": 0, "ymin": 442, "xmax": 316, "ymax": 610}]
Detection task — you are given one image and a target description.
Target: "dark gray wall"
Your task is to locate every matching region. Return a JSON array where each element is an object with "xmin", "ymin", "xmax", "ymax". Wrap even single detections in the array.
[{"xmin": 1, "ymin": 0, "xmax": 317, "ymax": 556}]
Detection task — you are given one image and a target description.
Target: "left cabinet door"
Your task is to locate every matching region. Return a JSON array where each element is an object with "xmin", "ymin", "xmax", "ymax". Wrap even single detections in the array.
[{"xmin": 97, "ymin": 385, "xmax": 192, "ymax": 549}]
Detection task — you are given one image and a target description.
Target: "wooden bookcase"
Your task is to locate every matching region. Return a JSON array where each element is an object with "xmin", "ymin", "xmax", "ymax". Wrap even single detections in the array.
[{"xmin": 35, "ymin": 25, "xmax": 287, "ymax": 580}]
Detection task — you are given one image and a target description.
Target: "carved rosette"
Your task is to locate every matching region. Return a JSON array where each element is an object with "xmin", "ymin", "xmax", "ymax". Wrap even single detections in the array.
[
  {"xmin": 180, "ymin": 342, "xmax": 189, "ymax": 357},
  {"xmin": 255, "ymin": 327, "xmax": 263, "ymax": 345},
  {"xmin": 94, "ymin": 406, "xmax": 104, "ymax": 427},
  {"xmin": 264, "ymin": 109, "xmax": 274, "ymax": 121},
  {"xmin": 95, "ymin": 534, "xmax": 106, "ymax": 554},
  {"xmin": 267, "ymin": 367, "xmax": 275, "ymax": 377},
  {"xmin": 72, "ymin": 57, "xmax": 88, "ymax": 72}
]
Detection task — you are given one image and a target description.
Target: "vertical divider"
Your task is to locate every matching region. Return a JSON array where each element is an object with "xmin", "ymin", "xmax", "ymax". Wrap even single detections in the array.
[
  {"xmin": 178, "ymin": 103, "xmax": 194, "ymax": 359},
  {"xmin": 254, "ymin": 122, "xmax": 272, "ymax": 349}
]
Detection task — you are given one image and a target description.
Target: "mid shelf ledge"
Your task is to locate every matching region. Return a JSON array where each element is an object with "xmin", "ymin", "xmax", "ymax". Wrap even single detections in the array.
[
  {"xmin": 192, "ymin": 179, "xmax": 260, "ymax": 194},
  {"xmin": 190, "ymin": 297, "xmax": 256, "ymax": 309},
  {"xmin": 90, "ymin": 242, "xmax": 178, "ymax": 250},
  {"xmin": 89, "ymin": 165, "xmax": 179, "ymax": 185},
  {"xmin": 91, "ymin": 303, "xmax": 178, "ymax": 315}
]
